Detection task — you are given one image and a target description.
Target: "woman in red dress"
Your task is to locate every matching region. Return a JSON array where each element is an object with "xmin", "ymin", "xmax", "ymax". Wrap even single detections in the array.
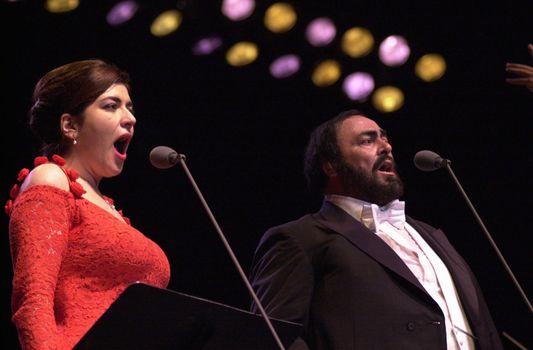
[{"xmin": 5, "ymin": 59, "xmax": 171, "ymax": 349}]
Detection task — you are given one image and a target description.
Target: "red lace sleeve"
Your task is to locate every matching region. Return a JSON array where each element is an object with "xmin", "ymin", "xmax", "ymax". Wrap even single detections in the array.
[{"xmin": 9, "ymin": 185, "xmax": 77, "ymax": 350}]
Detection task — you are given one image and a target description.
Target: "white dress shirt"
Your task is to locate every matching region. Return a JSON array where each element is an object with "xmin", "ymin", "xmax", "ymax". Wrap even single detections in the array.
[{"xmin": 326, "ymin": 195, "xmax": 476, "ymax": 350}]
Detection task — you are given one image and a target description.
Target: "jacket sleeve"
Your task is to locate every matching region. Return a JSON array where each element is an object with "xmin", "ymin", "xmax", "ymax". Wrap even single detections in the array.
[
  {"xmin": 249, "ymin": 227, "xmax": 314, "ymax": 328},
  {"xmin": 9, "ymin": 185, "xmax": 76, "ymax": 350}
]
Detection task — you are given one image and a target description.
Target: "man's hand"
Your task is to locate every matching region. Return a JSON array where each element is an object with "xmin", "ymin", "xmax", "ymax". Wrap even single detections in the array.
[{"xmin": 506, "ymin": 43, "xmax": 533, "ymax": 94}]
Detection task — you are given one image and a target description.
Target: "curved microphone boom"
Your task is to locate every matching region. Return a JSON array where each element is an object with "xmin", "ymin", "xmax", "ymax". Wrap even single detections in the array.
[
  {"xmin": 149, "ymin": 146, "xmax": 287, "ymax": 350},
  {"xmin": 414, "ymin": 150, "xmax": 533, "ymax": 315}
]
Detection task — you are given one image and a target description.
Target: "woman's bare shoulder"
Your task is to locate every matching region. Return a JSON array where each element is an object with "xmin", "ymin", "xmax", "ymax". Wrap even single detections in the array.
[{"xmin": 20, "ymin": 163, "xmax": 70, "ymax": 193}]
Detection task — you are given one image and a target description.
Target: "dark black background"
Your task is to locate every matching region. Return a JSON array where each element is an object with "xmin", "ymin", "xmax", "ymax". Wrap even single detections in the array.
[{"xmin": 1, "ymin": 1, "xmax": 532, "ymax": 348}]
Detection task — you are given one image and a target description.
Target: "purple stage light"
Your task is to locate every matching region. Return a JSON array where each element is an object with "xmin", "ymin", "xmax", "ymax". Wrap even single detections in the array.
[
  {"xmin": 221, "ymin": 0, "xmax": 255, "ymax": 21},
  {"xmin": 269, "ymin": 54, "xmax": 301, "ymax": 78},
  {"xmin": 192, "ymin": 36, "xmax": 223, "ymax": 56},
  {"xmin": 342, "ymin": 72, "xmax": 375, "ymax": 101},
  {"xmin": 305, "ymin": 17, "xmax": 336, "ymax": 47},
  {"xmin": 379, "ymin": 35, "xmax": 410, "ymax": 66},
  {"xmin": 106, "ymin": 0, "xmax": 139, "ymax": 26}
]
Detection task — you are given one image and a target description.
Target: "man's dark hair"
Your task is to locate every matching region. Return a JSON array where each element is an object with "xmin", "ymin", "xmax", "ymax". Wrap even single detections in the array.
[{"xmin": 304, "ymin": 109, "xmax": 365, "ymax": 193}]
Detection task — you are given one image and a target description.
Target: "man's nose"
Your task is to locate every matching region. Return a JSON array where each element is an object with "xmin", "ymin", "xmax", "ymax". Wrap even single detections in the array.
[{"xmin": 378, "ymin": 138, "xmax": 392, "ymax": 154}]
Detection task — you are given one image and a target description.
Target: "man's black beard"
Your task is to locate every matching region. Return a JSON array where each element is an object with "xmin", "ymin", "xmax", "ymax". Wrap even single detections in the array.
[{"xmin": 337, "ymin": 158, "xmax": 404, "ymax": 206}]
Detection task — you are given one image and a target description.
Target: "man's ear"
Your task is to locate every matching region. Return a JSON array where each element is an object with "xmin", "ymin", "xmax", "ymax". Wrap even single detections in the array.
[
  {"xmin": 322, "ymin": 160, "xmax": 338, "ymax": 177},
  {"xmin": 60, "ymin": 113, "xmax": 79, "ymax": 141}
]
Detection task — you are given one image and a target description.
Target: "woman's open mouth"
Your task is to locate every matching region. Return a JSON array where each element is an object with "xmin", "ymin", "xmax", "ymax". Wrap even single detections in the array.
[{"xmin": 113, "ymin": 134, "xmax": 131, "ymax": 160}]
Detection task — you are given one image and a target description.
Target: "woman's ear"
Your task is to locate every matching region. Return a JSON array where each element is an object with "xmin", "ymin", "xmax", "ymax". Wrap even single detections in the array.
[{"xmin": 60, "ymin": 113, "xmax": 78, "ymax": 141}]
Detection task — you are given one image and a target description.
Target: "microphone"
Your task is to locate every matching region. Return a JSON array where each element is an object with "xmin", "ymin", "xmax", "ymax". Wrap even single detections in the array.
[
  {"xmin": 413, "ymin": 150, "xmax": 450, "ymax": 171},
  {"xmin": 414, "ymin": 150, "xmax": 533, "ymax": 315},
  {"xmin": 149, "ymin": 145, "xmax": 185, "ymax": 169},
  {"xmin": 149, "ymin": 146, "xmax": 288, "ymax": 350}
]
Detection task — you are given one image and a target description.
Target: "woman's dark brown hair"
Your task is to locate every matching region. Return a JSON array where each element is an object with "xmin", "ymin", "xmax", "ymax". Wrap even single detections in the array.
[{"xmin": 29, "ymin": 59, "xmax": 130, "ymax": 157}]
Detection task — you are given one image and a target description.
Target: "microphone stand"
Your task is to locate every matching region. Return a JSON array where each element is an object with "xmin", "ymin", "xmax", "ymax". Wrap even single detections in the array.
[
  {"xmin": 502, "ymin": 332, "xmax": 528, "ymax": 350},
  {"xmin": 443, "ymin": 160, "xmax": 533, "ymax": 315},
  {"xmin": 175, "ymin": 154, "xmax": 287, "ymax": 350}
]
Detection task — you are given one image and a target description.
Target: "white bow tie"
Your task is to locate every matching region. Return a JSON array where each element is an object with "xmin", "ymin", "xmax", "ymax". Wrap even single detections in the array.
[{"xmin": 361, "ymin": 200, "xmax": 406, "ymax": 231}]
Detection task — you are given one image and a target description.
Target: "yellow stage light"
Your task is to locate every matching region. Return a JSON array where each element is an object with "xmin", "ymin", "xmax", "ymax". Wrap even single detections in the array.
[
  {"xmin": 226, "ymin": 41, "xmax": 259, "ymax": 66},
  {"xmin": 312, "ymin": 60, "xmax": 341, "ymax": 87},
  {"xmin": 341, "ymin": 27, "xmax": 374, "ymax": 58},
  {"xmin": 150, "ymin": 10, "xmax": 182, "ymax": 37},
  {"xmin": 372, "ymin": 86, "xmax": 404, "ymax": 112},
  {"xmin": 45, "ymin": 0, "xmax": 79, "ymax": 13},
  {"xmin": 415, "ymin": 54, "xmax": 446, "ymax": 82},
  {"xmin": 264, "ymin": 2, "xmax": 297, "ymax": 33}
]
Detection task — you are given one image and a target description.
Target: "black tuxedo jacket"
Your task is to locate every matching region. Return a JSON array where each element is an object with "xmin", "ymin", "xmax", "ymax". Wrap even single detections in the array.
[{"xmin": 249, "ymin": 201, "xmax": 503, "ymax": 350}]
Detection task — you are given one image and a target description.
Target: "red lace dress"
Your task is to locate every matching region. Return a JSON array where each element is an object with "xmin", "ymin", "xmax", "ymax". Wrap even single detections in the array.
[{"xmin": 5, "ymin": 155, "xmax": 171, "ymax": 350}]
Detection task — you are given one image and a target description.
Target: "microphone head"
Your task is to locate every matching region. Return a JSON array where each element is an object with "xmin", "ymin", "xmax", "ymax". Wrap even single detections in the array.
[
  {"xmin": 150, "ymin": 146, "xmax": 179, "ymax": 169},
  {"xmin": 414, "ymin": 150, "xmax": 447, "ymax": 172}
]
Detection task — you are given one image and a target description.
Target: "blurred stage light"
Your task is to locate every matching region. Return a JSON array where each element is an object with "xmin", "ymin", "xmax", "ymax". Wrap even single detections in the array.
[
  {"xmin": 192, "ymin": 36, "xmax": 223, "ymax": 56},
  {"xmin": 150, "ymin": 9, "xmax": 183, "ymax": 37},
  {"xmin": 415, "ymin": 53, "xmax": 446, "ymax": 82},
  {"xmin": 106, "ymin": 0, "xmax": 139, "ymax": 26},
  {"xmin": 342, "ymin": 72, "xmax": 375, "ymax": 101},
  {"xmin": 221, "ymin": 0, "xmax": 255, "ymax": 21},
  {"xmin": 312, "ymin": 60, "xmax": 341, "ymax": 87},
  {"xmin": 264, "ymin": 2, "xmax": 297, "ymax": 33},
  {"xmin": 372, "ymin": 86, "xmax": 404, "ymax": 112},
  {"xmin": 341, "ymin": 27, "xmax": 374, "ymax": 58},
  {"xmin": 269, "ymin": 54, "xmax": 301, "ymax": 78},
  {"xmin": 226, "ymin": 41, "xmax": 259, "ymax": 66},
  {"xmin": 305, "ymin": 17, "xmax": 336, "ymax": 47},
  {"xmin": 35, "ymin": 2, "xmax": 442, "ymax": 113},
  {"xmin": 379, "ymin": 35, "xmax": 410, "ymax": 67},
  {"xmin": 45, "ymin": 0, "xmax": 79, "ymax": 13}
]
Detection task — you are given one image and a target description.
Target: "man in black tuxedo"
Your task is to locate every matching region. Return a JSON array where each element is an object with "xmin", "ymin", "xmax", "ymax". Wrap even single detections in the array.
[{"xmin": 249, "ymin": 110, "xmax": 503, "ymax": 350}]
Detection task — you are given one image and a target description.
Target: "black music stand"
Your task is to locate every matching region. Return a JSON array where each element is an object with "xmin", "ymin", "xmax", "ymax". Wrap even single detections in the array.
[{"xmin": 74, "ymin": 282, "xmax": 303, "ymax": 349}]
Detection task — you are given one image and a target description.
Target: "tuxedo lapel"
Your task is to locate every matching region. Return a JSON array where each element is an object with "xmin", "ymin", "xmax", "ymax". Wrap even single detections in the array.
[
  {"xmin": 407, "ymin": 218, "xmax": 480, "ymax": 323},
  {"xmin": 314, "ymin": 201, "xmax": 429, "ymax": 295}
]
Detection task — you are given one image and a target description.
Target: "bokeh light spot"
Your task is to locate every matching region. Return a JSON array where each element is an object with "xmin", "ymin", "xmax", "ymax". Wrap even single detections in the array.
[
  {"xmin": 269, "ymin": 54, "xmax": 301, "ymax": 78},
  {"xmin": 312, "ymin": 60, "xmax": 341, "ymax": 87},
  {"xmin": 379, "ymin": 35, "xmax": 410, "ymax": 67},
  {"xmin": 341, "ymin": 27, "xmax": 374, "ymax": 58},
  {"xmin": 150, "ymin": 10, "xmax": 183, "ymax": 37},
  {"xmin": 106, "ymin": 1, "xmax": 139, "ymax": 26},
  {"xmin": 264, "ymin": 2, "xmax": 297, "ymax": 33},
  {"xmin": 221, "ymin": 0, "xmax": 255, "ymax": 21},
  {"xmin": 226, "ymin": 41, "xmax": 259, "ymax": 66},
  {"xmin": 415, "ymin": 54, "xmax": 446, "ymax": 82},
  {"xmin": 192, "ymin": 36, "xmax": 223, "ymax": 56},
  {"xmin": 372, "ymin": 86, "xmax": 404, "ymax": 112},
  {"xmin": 305, "ymin": 17, "xmax": 336, "ymax": 47},
  {"xmin": 45, "ymin": 0, "xmax": 79, "ymax": 13},
  {"xmin": 342, "ymin": 72, "xmax": 375, "ymax": 101}
]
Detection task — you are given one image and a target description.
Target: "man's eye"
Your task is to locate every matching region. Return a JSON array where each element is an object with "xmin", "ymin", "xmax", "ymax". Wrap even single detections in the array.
[{"xmin": 360, "ymin": 139, "xmax": 373, "ymax": 145}]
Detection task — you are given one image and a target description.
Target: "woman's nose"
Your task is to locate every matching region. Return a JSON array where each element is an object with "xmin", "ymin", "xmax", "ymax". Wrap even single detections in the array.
[{"xmin": 122, "ymin": 110, "xmax": 136, "ymax": 131}]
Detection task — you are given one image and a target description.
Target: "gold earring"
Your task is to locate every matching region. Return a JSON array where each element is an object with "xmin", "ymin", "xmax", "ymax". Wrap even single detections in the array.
[{"xmin": 73, "ymin": 139, "xmax": 77, "ymax": 145}]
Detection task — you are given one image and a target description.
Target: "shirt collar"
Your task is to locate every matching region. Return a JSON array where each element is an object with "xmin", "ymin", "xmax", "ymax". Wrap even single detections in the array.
[{"xmin": 325, "ymin": 195, "xmax": 406, "ymax": 231}]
